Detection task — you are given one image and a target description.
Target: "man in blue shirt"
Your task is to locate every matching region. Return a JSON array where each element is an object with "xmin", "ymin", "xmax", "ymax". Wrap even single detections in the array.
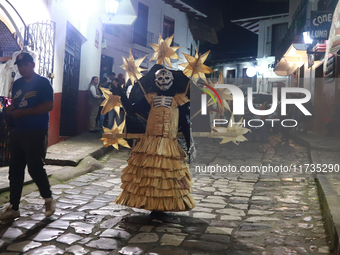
[{"xmin": 0, "ymin": 52, "xmax": 55, "ymax": 219}]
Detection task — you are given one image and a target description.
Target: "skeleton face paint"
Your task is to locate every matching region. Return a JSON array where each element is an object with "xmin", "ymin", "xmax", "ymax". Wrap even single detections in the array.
[{"xmin": 155, "ymin": 68, "xmax": 174, "ymax": 91}]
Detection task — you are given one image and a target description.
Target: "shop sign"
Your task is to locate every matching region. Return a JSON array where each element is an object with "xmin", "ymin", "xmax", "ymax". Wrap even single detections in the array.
[{"xmin": 310, "ymin": 11, "xmax": 332, "ymax": 40}]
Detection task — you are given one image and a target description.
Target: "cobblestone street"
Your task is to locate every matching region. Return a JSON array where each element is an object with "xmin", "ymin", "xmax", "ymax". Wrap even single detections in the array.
[{"xmin": 0, "ymin": 135, "xmax": 332, "ymax": 255}]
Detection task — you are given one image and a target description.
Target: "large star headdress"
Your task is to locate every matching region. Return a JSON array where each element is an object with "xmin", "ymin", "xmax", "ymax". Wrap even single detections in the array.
[
  {"xmin": 149, "ymin": 34, "xmax": 181, "ymax": 69},
  {"xmin": 180, "ymin": 49, "xmax": 214, "ymax": 83},
  {"xmin": 100, "ymin": 120, "xmax": 130, "ymax": 150},
  {"xmin": 120, "ymin": 50, "xmax": 148, "ymax": 85},
  {"xmin": 100, "ymin": 86, "xmax": 121, "ymax": 117}
]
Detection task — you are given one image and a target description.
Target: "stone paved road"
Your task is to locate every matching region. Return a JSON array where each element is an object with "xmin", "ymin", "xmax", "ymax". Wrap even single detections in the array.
[{"xmin": 0, "ymin": 135, "xmax": 332, "ymax": 255}]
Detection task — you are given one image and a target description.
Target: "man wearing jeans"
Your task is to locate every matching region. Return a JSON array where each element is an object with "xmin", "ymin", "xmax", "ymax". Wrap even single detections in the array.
[{"xmin": 0, "ymin": 52, "xmax": 55, "ymax": 219}]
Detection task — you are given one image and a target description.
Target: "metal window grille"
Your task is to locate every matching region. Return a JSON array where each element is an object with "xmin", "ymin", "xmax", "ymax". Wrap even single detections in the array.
[
  {"xmin": 27, "ymin": 20, "xmax": 56, "ymax": 84},
  {"xmin": 147, "ymin": 31, "xmax": 154, "ymax": 49}
]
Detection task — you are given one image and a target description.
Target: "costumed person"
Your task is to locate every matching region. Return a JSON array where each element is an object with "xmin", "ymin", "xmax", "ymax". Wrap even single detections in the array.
[
  {"xmin": 101, "ymin": 35, "xmax": 200, "ymax": 213},
  {"xmin": 100, "ymin": 36, "xmax": 251, "ymax": 215},
  {"xmin": 115, "ymin": 68, "xmax": 193, "ymax": 211}
]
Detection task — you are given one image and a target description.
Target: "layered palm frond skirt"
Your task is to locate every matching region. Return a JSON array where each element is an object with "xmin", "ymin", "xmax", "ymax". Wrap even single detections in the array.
[{"xmin": 115, "ymin": 135, "xmax": 195, "ymax": 211}]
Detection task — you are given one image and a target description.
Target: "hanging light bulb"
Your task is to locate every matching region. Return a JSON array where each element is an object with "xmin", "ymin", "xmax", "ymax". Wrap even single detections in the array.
[
  {"xmin": 102, "ymin": 0, "xmax": 137, "ymax": 25},
  {"xmin": 303, "ymin": 31, "xmax": 313, "ymax": 45}
]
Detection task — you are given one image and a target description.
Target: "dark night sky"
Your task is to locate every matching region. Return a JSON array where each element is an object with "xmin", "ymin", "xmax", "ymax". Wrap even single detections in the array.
[{"xmin": 185, "ymin": 0, "xmax": 289, "ymax": 61}]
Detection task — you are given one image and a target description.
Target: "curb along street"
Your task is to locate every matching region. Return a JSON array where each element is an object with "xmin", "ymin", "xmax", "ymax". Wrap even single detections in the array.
[{"xmin": 291, "ymin": 131, "xmax": 340, "ymax": 254}]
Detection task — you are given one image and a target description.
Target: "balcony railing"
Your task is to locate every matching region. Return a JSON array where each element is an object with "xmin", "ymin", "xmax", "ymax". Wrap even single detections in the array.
[
  {"xmin": 147, "ymin": 31, "xmax": 154, "ymax": 49},
  {"xmin": 274, "ymin": 0, "xmax": 308, "ymax": 63},
  {"xmin": 104, "ymin": 25, "xmax": 120, "ymax": 37}
]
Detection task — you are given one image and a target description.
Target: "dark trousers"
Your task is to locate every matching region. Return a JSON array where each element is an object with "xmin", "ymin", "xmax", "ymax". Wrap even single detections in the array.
[{"xmin": 9, "ymin": 130, "xmax": 52, "ymax": 209}]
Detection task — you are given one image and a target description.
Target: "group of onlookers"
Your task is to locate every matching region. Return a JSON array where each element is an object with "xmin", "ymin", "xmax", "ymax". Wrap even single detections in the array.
[{"xmin": 88, "ymin": 71, "xmax": 130, "ymax": 133}]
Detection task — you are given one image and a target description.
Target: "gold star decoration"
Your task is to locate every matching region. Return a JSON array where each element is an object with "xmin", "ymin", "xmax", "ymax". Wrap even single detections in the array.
[
  {"xmin": 149, "ymin": 34, "xmax": 181, "ymax": 69},
  {"xmin": 180, "ymin": 49, "xmax": 214, "ymax": 83},
  {"xmin": 120, "ymin": 50, "xmax": 148, "ymax": 85},
  {"xmin": 206, "ymin": 72, "xmax": 233, "ymax": 115},
  {"xmin": 100, "ymin": 120, "xmax": 130, "ymax": 150},
  {"xmin": 212, "ymin": 115, "xmax": 250, "ymax": 145},
  {"xmin": 99, "ymin": 86, "xmax": 121, "ymax": 117}
]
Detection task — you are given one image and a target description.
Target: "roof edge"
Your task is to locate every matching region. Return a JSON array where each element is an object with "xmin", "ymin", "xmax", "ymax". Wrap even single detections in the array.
[
  {"xmin": 162, "ymin": 0, "xmax": 207, "ymax": 18},
  {"xmin": 231, "ymin": 13, "xmax": 289, "ymax": 23}
]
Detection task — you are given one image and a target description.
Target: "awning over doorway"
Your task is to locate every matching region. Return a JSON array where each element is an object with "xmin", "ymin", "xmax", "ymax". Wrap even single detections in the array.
[
  {"xmin": 324, "ymin": 0, "xmax": 340, "ymax": 71},
  {"xmin": 274, "ymin": 44, "xmax": 306, "ymax": 76}
]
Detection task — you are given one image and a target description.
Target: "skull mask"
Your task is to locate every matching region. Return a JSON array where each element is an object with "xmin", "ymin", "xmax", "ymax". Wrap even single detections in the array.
[{"xmin": 155, "ymin": 69, "xmax": 174, "ymax": 91}]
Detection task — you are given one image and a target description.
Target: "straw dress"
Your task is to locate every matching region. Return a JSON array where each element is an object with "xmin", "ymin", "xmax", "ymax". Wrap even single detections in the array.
[{"xmin": 115, "ymin": 92, "xmax": 195, "ymax": 211}]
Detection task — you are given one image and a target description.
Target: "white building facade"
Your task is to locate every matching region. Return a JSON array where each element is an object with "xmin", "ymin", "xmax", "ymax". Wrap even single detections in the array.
[
  {"xmin": 232, "ymin": 13, "xmax": 289, "ymax": 93},
  {"xmin": 0, "ymin": 0, "xmax": 201, "ymax": 145},
  {"xmin": 101, "ymin": 0, "xmax": 200, "ymax": 75}
]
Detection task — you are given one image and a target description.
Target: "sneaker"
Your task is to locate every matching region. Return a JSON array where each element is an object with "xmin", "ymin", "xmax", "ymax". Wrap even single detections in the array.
[
  {"xmin": 0, "ymin": 204, "xmax": 20, "ymax": 220},
  {"xmin": 44, "ymin": 198, "xmax": 56, "ymax": 217}
]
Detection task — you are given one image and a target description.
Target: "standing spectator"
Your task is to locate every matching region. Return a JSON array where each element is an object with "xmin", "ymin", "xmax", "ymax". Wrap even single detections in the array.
[
  {"xmin": 125, "ymin": 79, "xmax": 132, "ymax": 99},
  {"xmin": 107, "ymin": 72, "xmax": 115, "ymax": 84},
  {"xmin": 88, "ymin": 76, "xmax": 103, "ymax": 133},
  {"xmin": 109, "ymin": 78, "xmax": 120, "ymax": 94},
  {"xmin": 108, "ymin": 78, "xmax": 124, "ymax": 128},
  {"xmin": 0, "ymin": 52, "xmax": 55, "ymax": 219},
  {"xmin": 101, "ymin": 66, "xmax": 108, "ymax": 80},
  {"xmin": 118, "ymin": 73, "xmax": 124, "ymax": 86},
  {"xmin": 97, "ymin": 77, "xmax": 109, "ymax": 130},
  {"xmin": 117, "ymin": 73, "xmax": 127, "ymax": 93}
]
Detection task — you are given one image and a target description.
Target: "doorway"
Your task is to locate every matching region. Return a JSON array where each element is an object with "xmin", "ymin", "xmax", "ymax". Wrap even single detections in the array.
[
  {"xmin": 100, "ymin": 55, "xmax": 114, "ymax": 79},
  {"xmin": 59, "ymin": 28, "xmax": 81, "ymax": 136}
]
